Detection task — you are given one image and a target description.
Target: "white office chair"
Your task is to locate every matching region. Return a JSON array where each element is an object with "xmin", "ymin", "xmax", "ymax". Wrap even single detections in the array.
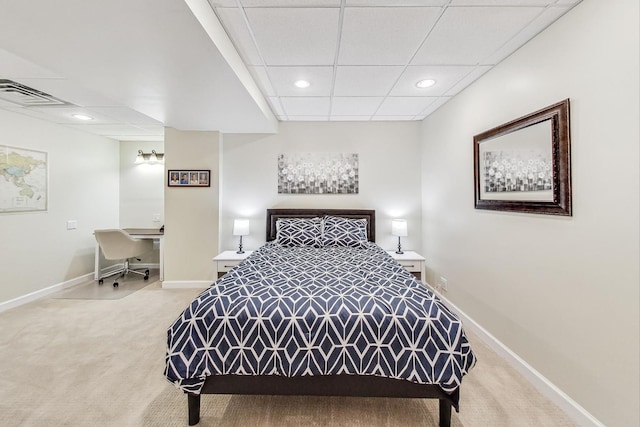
[{"xmin": 94, "ymin": 229, "xmax": 154, "ymax": 287}]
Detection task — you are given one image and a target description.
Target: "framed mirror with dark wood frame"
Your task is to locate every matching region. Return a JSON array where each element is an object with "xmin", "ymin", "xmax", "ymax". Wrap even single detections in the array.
[{"xmin": 473, "ymin": 99, "xmax": 572, "ymax": 216}]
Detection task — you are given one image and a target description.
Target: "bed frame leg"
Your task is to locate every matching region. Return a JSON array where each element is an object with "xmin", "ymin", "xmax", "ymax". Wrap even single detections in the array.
[
  {"xmin": 187, "ymin": 393, "xmax": 201, "ymax": 426},
  {"xmin": 438, "ymin": 399, "xmax": 451, "ymax": 427}
]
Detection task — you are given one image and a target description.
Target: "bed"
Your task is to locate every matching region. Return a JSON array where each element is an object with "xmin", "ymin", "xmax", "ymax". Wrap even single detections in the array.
[{"xmin": 165, "ymin": 208, "xmax": 476, "ymax": 426}]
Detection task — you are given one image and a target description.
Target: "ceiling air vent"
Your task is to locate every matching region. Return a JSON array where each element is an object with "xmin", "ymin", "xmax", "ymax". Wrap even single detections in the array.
[{"xmin": 0, "ymin": 79, "xmax": 70, "ymax": 107}]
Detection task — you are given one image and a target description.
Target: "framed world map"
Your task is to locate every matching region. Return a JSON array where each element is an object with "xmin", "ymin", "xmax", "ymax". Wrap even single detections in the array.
[{"xmin": 0, "ymin": 145, "xmax": 48, "ymax": 213}]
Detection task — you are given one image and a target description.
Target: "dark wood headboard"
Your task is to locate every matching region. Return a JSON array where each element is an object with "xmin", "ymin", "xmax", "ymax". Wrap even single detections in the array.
[{"xmin": 266, "ymin": 209, "xmax": 376, "ymax": 242}]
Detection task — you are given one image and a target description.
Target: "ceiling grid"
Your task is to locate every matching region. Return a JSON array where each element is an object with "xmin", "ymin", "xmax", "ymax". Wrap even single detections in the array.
[
  {"xmin": 210, "ymin": 0, "xmax": 581, "ymax": 122},
  {"xmin": 0, "ymin": 0, "xmax": 582, "ymax": 139}
]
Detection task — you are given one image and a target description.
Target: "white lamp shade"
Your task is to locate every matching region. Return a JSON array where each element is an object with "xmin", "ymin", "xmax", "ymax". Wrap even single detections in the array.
[
  {"xmin": 391, "ymin": 219, "xmax": 408, "ymax": 237},
  {"xmin": 135, "ymin": 150, "xmax": 144, "ymax": 164},
  {"xmin": 233, "ymin": 219, "xmax": 250, "ymax": 236}
]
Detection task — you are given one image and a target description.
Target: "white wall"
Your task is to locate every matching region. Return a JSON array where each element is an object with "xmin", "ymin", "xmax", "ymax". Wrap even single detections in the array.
[
  {"xmin": 119, "ymin": 141, "xmax": 164, "ymax": 228},
  {"xmin": 0, "ymin": 109, "xmax": 120, "ymax": 304},
  {"xmin": 163, "ymin": 128, "xmax": 220, "ymax": 284},
  {"xmin": 220, "ymin": 121, "xmax": 422, "ymax": 253},
  {"xmin": 118, "ymin": 141, "xmax": 164, "ymax": 265},
  {"xmin": 419, "ymin": 1, "xmax": 639, "ymax": 426}
]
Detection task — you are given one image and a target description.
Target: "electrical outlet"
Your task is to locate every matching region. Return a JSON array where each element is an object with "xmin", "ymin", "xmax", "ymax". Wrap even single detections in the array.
[
  {"xmin": 66, "ymin": 220, "xmax": 77, "ymax": 230},
  {"xmin": 152, "ymin": 213, "xmax": 161, "ymax": 222},
  {"xmin": 439, "ymin": 276, "xmax": 448, "ymax": 292}
]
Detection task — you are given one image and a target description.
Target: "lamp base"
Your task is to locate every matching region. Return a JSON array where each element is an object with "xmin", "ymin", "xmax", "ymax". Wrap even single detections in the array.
[
  {"xmin": 236, "ymin": 236, "xmax": 244, "ymax": 254},
  {"xmin": 396, "ymin": 237, "xmax": 404, "ymax": 254}
]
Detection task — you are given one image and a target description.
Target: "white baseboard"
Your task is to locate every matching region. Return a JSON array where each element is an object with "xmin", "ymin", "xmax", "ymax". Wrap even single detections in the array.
[
  {"xmin": 426, "ymin": 284, "xmax": 604, "ymax": 427},
  {"xmin": 0, "ymin": 273, "xmax": 94, "ymax": 313},
  {"xmin": 162, "ymin": 280, "xmax": 212, "ymax": 289},
  {"xmin": 2, "ymin": 263, "xmax": 163, "ymax": 313}
]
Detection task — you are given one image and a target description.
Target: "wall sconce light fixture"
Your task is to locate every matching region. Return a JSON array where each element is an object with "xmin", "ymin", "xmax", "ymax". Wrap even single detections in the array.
[{"xmin": 135, "ymin": 149, "xmax": 164, "ymax": 164}]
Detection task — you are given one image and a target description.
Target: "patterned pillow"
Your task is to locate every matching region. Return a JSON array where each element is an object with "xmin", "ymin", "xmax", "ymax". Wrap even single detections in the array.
[
  {"xmin": 321, "ymin": 215, "xmax": 368, "ymax": 248},
  {"xmin": 276, "ymin": 217, "xmax": 323, "ymax": 247}
]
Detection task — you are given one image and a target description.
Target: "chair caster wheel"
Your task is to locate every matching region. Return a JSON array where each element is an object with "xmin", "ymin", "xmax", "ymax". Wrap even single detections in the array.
[
  {"xmin": 98, "ymin": 279, "xmax": 104, "ymax": 285},
  {"xmin": 144, "ymin": 275, "xmax": 149, "ymax": 281},
  {"xmin": 145, "ymin": 269, "xmax": 150, "ymax": 276},
  {"xmin": 113, "ymin": 282, "xmax": 119, "ymax": 288}
]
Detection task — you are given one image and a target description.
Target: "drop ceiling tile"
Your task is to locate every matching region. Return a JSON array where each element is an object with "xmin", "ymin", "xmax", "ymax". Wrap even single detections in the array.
[
  {"xmin": 482, "ymin": 6, "xmax": 573, "ymax": 65},
  {"xmin": 245, "ymin": 8, "xmax": 340, "ymax": 65},
  {"xmin": 268, "ymin": 97, "xmax": 286, "ymax": 116},
  {"xmin": 280, "ymin": 97, "xmax": 331, "ymax": 116},
  {"xmin": 13, "ymin": 78, "xmax": 120, "ymax": 107},
  {"xmin": 1, "ymin": 107, "xmax": 57, "ymax": 122},
  {"xmin": 287, "ymin": 116, "xmax": 329, "ymax": 121},
  {"xmin": 249, "ymin": 66, "xmax": 277, "ymax": 96},
  {"xmin": 267, "ymin": 66, "xmax": 333, "ymax": 96},
  {"xmin": 0, "ymin": 99, "xmax": 21, "ymax": 108},
  {"xmin": 211, "ymin": 0, "xmax": 341, "ymax": 8},
  {"xmin": 216, "ymin": 8, "xmax": 263, "ymax": 66},
  {"xmin": 346, "ymin": 0, "xmax": 448, "ymax": 5},
  {"xmin": 338, "ymin": 7, "xmax": 441, "ymax": 65},
  {"xmin": 443, "ymin": 66, "xmax": 491, "ymax": 96},
  {"xmin": 376, "ymin": 97, "xmax": 437, "ymax": 116},
  {"xmin": 0, "ymin": 49, "xmax": 62, "ymax": 79},
  {"xmin": 412, "ymin": 6, "xmax": 544, "ymax": 65},
  {"xmin": 116, "ymin": 135, "xmax": 164, "ymax": 142},
  {"xmin": 416, "ymin": 96, "xmax": 451, "ymax": 117},
  {"xmin": 208, "ymin": 0, "xmax": 238, "ymax": 7},
  {"xmin": 86, "ymin": 107, "xmax": 162, "ymax": 126},
  {"xmin": 210, "ymin": 0, "xmax": 340, "ymax": 6},
  {"xmin": 134, "ymin": 126, "xmax": 165, "ymax": 136},
  {"xmin": 5, "ymin": 108, "xmax": 160, "ymax": 134},
  {"xmin": 370, "ymin": 115, "xmax": 415, "ymax": 121},
  {"xmin": 331, "ymin": 97, "xmax": 384, "ymax": 116},
  {"xmin": 66, "ymin": 124, "xmax": 153, "ymax": 137},
  {"xmin": 449, "ymin": 0, "xmax": 552, "ymax": 4},
  {"xmin": 22, "ymin": 106, "xmax": 120, "ymax": 124},
  {"xmin": 239, "ymin": 0, "xmax": 340, "ymax": 6},
  {"xmin": 329, "ymin": 115, "xmax": 372, "ymax": 121},
  {"xmin": 390, "ymin": 65, "xmax": 475, "ymax": 96},
  {"xmin": 334, "ymin": 66, "xmax": 404, "ymax": 96}
]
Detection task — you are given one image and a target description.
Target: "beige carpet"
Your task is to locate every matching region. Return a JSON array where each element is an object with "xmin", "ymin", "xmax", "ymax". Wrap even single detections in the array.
[
  {"xmin": 52, "ymin": 270, "xmax": 160, "ymax": 300},
  {"xmin": 0, "ymin": 280, "xmax": 576, "ymax": 427}
]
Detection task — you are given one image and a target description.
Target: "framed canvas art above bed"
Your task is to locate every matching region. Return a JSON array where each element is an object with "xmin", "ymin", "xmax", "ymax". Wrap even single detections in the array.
[{"xmin": 277, "ymin": 153, "xmax": 359, "ymax": 194}]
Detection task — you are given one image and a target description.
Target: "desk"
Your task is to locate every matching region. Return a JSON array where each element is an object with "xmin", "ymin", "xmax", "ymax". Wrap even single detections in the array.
[{"xmin": 94, "ymin": 228, "xmax": 164, "ymax": 281}]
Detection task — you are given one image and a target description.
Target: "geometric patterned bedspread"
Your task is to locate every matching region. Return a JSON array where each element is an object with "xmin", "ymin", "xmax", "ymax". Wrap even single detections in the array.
[{"xmin": 165, "ymin": 241, "xmax": 476, "ymax": 395}]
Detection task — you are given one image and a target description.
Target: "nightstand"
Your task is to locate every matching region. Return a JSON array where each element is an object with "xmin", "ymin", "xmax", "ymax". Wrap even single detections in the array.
[
  {"xmin": 213, "ymin": 250, "xmax": 253, "ymax": 279},
  {"xmin": 387, "ymin": 251, "xmax": 425, "ymax": 280}
]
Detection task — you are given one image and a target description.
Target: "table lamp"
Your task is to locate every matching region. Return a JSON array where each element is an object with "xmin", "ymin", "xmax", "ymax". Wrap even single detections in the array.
[
  {"xmin": 233, "ymin": 219, "xmax": 250, "ymax": 254},
  {"xmin": 391, "ymin": 219, "xmax": 408, "ymax": 254}
]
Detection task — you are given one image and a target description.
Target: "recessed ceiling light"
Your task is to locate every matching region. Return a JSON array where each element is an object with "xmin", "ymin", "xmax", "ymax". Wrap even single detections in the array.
[
  {"xmin": 72, "ymin": 113, "xmax": 93, "ymax": 121},
  {"xmin": 416, "ymin": 79, "xmax": 436, "ymax": 89},
  {"xmin": 294, "ymin": 80, "xmax": 310, "ymax": 88}
]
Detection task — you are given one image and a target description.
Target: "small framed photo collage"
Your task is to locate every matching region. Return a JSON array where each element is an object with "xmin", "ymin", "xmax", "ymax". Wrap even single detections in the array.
[{"xmin": 168, "ymin": 170, "xmax": 210, "ymax": 187}]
